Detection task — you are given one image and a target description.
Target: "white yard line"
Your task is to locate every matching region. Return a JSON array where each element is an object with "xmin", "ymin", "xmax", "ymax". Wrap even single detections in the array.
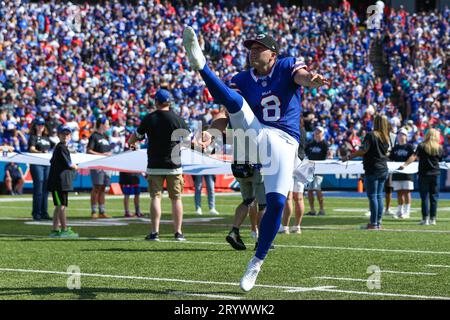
[
  {"xmin": 381, "ymin": 270, "xmax": 437, "ymax": 276},
  {"xmin": 0, "ymin": 267, "xmax": 448, "ymax": 300},
  {"xmin": 167, "ymin": 291, "xmax": 243, "ymax": 300},
  {"xmin": 0, "ymin": 268, "xmax": 331, "ymax": 293},
  {"xmin": 0, "ymin": 234, "xmax": 449, "ymax": 256},
  {"xmin": 311, "ymin": 287, "xmax": 450, "ymax": 300},
  {"xmin": 273, "ymin": 244, "xmax": 450, "ymax": 255},
  {"xmin": 312, "ymin": 276, "xmax": 370, "ymax": 282},
  {"xmin": 426, "ymin": 265, "xmax": 450, "ymax": 268}
]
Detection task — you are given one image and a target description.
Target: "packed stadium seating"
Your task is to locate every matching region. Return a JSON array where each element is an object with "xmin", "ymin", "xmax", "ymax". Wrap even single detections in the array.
[{"xmin": 0, "ymin": 1, "xmax": 448, "ymax": 159}]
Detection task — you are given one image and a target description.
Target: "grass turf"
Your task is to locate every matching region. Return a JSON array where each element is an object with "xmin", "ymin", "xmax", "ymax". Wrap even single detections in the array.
[{"xmin": 0, "ymin": 193, "xmax": 449, "ymax": 300}]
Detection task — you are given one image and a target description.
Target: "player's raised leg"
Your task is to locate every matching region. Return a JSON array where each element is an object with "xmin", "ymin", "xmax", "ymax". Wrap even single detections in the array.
[{"xmin": 183, "ymin": 26, "xmax": 244, "ymax": 115}]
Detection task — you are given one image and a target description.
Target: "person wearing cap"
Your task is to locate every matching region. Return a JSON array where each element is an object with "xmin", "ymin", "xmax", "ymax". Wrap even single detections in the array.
[
  {"xmin": 128, "ymin": 89, "xmax": 190, "ymax": 242},
  {"xmin": 87, "ymin": 117, "xmax": 113, "ymax": 219},
  {"xmin": 47, "ymin": 125, "xmax": 78, "ymax": 238},
  {"xmin": 28, "ymin": 117, "xmax": 55, "ymax": 221},
  {"xmin": 305, "ymin": 126, "xmax": 331, "ymax": 216},
  {"xmin": 183, "ymin": 26, "xmax": 328, "ymax": 292},
  {"xmin": 389, "ymin": 127, "xmax": 415, "ymax": 219}
]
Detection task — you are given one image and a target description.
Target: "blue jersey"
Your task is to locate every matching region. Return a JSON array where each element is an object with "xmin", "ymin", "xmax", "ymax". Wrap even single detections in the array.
[{"xmin": 230, "ymin": 57, "xmax": 306, "ymax": 142}]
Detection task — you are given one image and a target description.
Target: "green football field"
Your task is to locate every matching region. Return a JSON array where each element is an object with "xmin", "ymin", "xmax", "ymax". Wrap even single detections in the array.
[{"xmin": 0, "ymin": 192, "xmax": 449, "ymax": 300}]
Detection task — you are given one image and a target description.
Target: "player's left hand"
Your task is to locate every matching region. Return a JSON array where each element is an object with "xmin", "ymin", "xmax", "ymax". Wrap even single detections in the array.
[{"xmin": 311, "ymin": 74, "xmax": 329, "ymax": 88}]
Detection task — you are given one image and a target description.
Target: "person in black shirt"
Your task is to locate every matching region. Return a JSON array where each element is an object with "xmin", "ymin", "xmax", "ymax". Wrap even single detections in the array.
[
  {"xmin": 342, "ymin": 115, "xmax": 390, "ymax": 230},
  {"xmin": 399, "ymin": 128, "xmax": 444, "ymax": 225},
  {"xmin": 87, "ymin": 118, "xmax": 113, "ymax": 219},
  {"xmin": 389, "ymin": 128, "xmax": 415, "ymax": 218},
  {"xmin": 47, "ymin": 125, "xmax": 78, "ymax": 238},
  {"xmin": 29, "ymin": 117, "xmax": 55, "ymax": 221},
  {"xmin": 305, "ymin": 126, "xmax": 330, "ymax": 216},
  {"xmin": 129, "ymin": 89, "xmax": 190, "ymax": 241}
]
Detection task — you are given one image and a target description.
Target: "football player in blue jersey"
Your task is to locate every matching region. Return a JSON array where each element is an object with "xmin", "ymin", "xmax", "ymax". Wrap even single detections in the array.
[{"xmin": 183, "ymin": 27, "xmax": 328, "ymax": 292}]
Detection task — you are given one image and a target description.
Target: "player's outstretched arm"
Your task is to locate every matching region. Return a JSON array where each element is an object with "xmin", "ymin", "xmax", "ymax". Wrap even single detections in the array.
[{"xmin": 294, "ymin": 68, "xmax": 329, "ymax": 89}]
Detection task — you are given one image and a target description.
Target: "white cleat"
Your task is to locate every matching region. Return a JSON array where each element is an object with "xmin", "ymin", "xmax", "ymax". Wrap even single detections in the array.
[
  {"xmin": 195, "ymin": 207, "xmax": 202, "ymax": 215},
  {"xmin": 240, "ymin": 259, "xmax": 261, "ymax": 292},
  {"xmin": 182, "ymin": 26, "xmax": 206, "ymax": 71},
  {"xmin": 250, "ymin": 230, "xmax": 258, "ymax": 239}
]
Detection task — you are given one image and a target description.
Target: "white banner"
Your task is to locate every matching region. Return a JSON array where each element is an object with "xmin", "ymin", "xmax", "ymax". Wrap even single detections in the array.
[{"xmin": 1, "ymin": 150, "xmax": 448, "ymax": 175}]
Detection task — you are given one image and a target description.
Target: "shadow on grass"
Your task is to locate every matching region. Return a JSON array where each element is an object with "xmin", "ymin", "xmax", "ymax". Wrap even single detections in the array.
[
  {"xmin": 81, "ymin": 248, "xmax": 232, "ymax": 253},
  {"xmin": 0, "ymin": 287, "xmax": 244, "ymax": 300}
]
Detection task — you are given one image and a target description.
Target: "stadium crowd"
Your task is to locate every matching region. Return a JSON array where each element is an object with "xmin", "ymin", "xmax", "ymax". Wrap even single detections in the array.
[{"xmin": 0, "ymin": 0, "xmax": 448, "ymax": 160}]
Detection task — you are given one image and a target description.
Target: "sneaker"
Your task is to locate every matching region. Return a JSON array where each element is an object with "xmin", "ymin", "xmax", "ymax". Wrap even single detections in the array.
[
  {"xmin": 384, "ymin": 208, "xmax": 395, "ymax": 216},
  {"xmin": 98, "ymin": 213, "xmax": 111, "ymax": 219},
  {"xmin": 362, "ymin": 224, "xmax": 377, "ymax": 230},
  {"xmin": 376, "ymin": 225, "xmax": 383, "ymax": 230},
  {"xmin": 306, "ymin": 211, "xmax": 317, "ymax": 216},
  {"xmin": 420, "ymin": 219, "xmax": 430, "ymax": 226},
  {"xmin": 49, "ymin": 230, "xmax": 61, "ymax": 238},
  {"xmin": 401, "ymin": 214, "xmax": 410, "ymax": 219},
  {"xmin": 250, "ymin": 230, "xmax": 258, "ymax": 239},
  {"xmin": 59, "ymin": 227, "xmax": 79, "ymax": 238},
  {"xmin": 429, "ymin": 219, "xmax": 436, "ymax": 225},
  {"xmin": 91, "ymin": 213, "xmax": 98, "ymax": 219},
  {"xmin": 195, "ymin": 207, "xmax": 202, "ymax": 215},
  {"xmin": 290, "ymin": 226, "xmax": 302, "ymax": 234},
  {"xmin": 145, "ymin": 232, "xmax": 160, "ymax": 241},
  {"xmin": 182, "ymin": 27, "xmax": 206, "ymax": 71},
  {"xmin": 124, "ymin": 212, "xmax": 134, "ymax": 218},
  {"xmin": 278, "ymin": 226, "xmax": 290, "ymax": 234},
  {"xmin": 209, "ymin": 208, "xmax": 219, "ymax": 215},
  {"xmin": 174, "ymin": 232, "xmax": 186, "ymax": 241},
  {"xmin": 135, "ymin": 212, "xmax": 145, "ymax": 218},
  {"xmin": 318, "ymin": 210, "xmax": 326, "ymax": 216},
  {"xmin": 240, "ymin": 258, "xmax": 261, "ymax": 292},
  {"xmin": 226, "ymin": 230, "xmax": 246, "ymax": 250}
]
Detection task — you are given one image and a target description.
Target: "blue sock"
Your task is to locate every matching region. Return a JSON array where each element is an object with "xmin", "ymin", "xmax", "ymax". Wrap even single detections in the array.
[
  {"xmin": 255, "ymin": 192, "xmax": 286, "ymax": 260},
  {"xmin": 199, "ymin": 64, "xmax": 243, "ymax": 114}
]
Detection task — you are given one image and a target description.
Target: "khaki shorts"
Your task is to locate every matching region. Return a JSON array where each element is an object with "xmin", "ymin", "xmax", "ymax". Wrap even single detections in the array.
[
  {"xmin": 236, "ymin": 169, "xmax": 266, "ymax": 205},
  {"xmin": 147, "ymin": 174, "xmax": 185, "ymax": 199}
]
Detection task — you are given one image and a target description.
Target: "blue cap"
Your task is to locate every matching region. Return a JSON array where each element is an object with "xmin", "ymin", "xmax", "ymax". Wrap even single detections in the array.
[
  {"xmin": 155, "ymin": 89, "xmax": 171, "ymax": 104},
  {"xmin": 36, "ymin": 117, "xmax": 45, "ymax": 125},
  {"xmin": 58, "ymin": 124, "xmax": 72, "ymax": 134}
]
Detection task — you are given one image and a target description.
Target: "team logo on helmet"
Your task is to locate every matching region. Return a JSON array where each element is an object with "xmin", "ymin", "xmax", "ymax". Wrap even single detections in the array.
[{"xmin": 256, "ymin": 34, "xmax": 265, "ymax": 39}]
